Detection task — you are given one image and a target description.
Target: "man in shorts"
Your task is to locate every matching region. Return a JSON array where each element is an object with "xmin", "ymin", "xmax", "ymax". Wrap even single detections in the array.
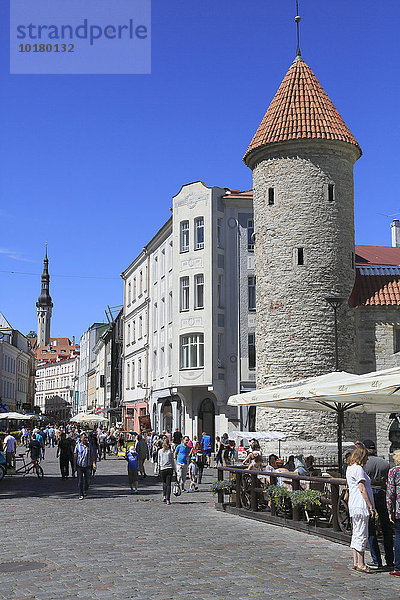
[
  {"xmin": 174, "ymin": 436, "xmax": 192, "ymax": 492},
  {"xmin": 3, "ymin": 430, "xmax": 16, "ymax": 469}
]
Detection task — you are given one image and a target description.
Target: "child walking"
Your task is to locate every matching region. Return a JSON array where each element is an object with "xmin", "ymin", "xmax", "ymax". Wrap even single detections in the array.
[
  {"xmin": 188, "ymin": 456, "xmax": 198, "ymax": 491},
  {"xmin": 125, "ymin": 445, "xmax": 139, "ymax": 494}
]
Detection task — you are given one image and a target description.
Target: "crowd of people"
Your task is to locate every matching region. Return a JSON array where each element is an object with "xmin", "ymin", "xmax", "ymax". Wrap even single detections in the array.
[{"xmin": 2, "ymin": 424, "xmax": 217, "ymax": 505}]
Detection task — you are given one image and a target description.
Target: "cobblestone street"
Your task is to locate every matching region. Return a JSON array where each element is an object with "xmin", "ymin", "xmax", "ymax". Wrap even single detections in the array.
[{"xmin": 1, "ymin": 447, "xmax": 399, "ymax": 599}]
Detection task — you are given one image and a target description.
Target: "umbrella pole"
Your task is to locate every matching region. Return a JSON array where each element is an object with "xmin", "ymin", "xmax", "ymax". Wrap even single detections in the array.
[{"xmin": 337, "ymin": 408, "xmax": 343, "ymax": 476}]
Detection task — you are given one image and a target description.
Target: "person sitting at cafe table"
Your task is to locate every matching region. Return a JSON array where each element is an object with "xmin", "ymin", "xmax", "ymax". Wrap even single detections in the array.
[
  {"xmin": 265, "ymin": 454, "xmax": 278, "ymax": 473},
  {"xmin": 247, "ymin": 454, "xmax": 263, "ymax": 471},
  {"xmin": 242, "ymin": 439, "xmax": 262, "ymax": 466},
  {"xmin": 284, "ymin": 455, "xmax": 296, "ymax": 472}
]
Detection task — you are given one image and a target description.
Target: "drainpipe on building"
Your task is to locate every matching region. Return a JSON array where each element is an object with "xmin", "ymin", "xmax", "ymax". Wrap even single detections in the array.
[{"xmin": 236, "ymin": 219, "xmax": 243, "ymax": 430}]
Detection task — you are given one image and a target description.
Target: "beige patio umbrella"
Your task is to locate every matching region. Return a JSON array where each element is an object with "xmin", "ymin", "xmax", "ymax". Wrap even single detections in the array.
[{"xmin": 228, "ymin": 367, "xmax": 400, "ymax": 472}]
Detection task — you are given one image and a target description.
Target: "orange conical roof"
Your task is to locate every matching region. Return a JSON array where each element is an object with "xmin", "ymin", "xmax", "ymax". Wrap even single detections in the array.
[{"xmin": 244, "ymin": 57, "xmax": 361, "ymax": 164}]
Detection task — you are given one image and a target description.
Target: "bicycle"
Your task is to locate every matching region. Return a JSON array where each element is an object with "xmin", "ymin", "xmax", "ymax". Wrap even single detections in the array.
[{"xmin": 6, "ymin": 452, "xmax": 44, "ymax": 479}]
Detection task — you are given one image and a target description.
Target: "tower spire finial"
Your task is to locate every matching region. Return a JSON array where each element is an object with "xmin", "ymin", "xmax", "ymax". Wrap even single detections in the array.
[
  {"xmin": 45, "ymin": 241, "xmax": 48, "ymax": 259},
  {"xmin": 295, "ymin": 0, "xmax": 302, "ymax": 59}
]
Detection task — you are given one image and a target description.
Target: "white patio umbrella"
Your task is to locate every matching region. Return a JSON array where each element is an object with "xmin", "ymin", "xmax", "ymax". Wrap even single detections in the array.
[
  {"xmin": 70, "ymin": 413, "xmax": 108, "ymax": 424},
  {"xmin": 228, "ymin": 368, "xmax": 400, "ymax": 472},
  {"xmin": 0, "ymin": 412, "xmax": 34, "ymax": 420}
]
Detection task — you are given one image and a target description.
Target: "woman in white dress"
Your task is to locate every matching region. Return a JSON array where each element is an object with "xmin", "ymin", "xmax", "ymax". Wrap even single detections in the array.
[{"xmin": 346, "ymin": 446, "xmax": 375, "ymax": 573}]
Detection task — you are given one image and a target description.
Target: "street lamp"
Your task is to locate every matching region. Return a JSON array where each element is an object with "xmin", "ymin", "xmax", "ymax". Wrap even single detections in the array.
[{"xmin": 325, "ymin": 296, "xmax": 345, "ymax": 371}]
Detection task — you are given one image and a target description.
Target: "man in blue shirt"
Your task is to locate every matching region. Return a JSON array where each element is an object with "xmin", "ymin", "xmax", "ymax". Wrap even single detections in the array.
[
  {"xmin": 201, "ymin": 432, "xmax": 212, "ymax": 468},
  {"xmin": 74, "ymin": 432, "xmax": 96, "ymax": 500},
  {"xmin": 174, "ymin": 436, "xmax": 192, "ymax": 492}
]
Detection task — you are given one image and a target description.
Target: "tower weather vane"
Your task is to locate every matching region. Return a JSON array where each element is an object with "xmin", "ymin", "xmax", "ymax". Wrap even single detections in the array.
[{"xmin": 295, "ymin": 0, "xmax": 301, "ymax": 57}]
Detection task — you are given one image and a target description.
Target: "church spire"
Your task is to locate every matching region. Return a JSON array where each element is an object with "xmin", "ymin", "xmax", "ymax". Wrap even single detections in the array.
[
  {"xmin": 36, "ymin": 245, "xmax": 53, "ymax": 347},
  {"xmin": 295, "ymin": 0, "xmax": 302, "ymax": 59}
]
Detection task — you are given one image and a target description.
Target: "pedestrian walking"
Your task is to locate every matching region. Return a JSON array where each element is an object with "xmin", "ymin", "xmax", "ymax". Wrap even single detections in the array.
[
  {"xmin": 57, "ymin": 432, "xmax": 74, "ymax": 479},
  {"xmin": 172, "ymin": 428, "xmax": 182, "ymax": 450},
  {"xmin": 28, "ymin": 434, "xmax": 41, "ymax": 466},
  {"xmin": 201, "ymin": 431, "xmax": 212, "ymax": 467},
  {"xmin": 3, "ymin": 430, "xmax": 16, "ymax": 469},
  {"xmin": 189, "ymin": 456, "xmax": 198, "ymax": 491},
  {"xmin": 215, "ymin": 436, "xmax": 222, "ymax": 466},
  {"xmin": 136, "ymin": 434, "xmax": 149, "ymax": 478},
  {"xmin": 174, "ymin": 436, "xmax": 192, "ymax": 492},
  {"xmin": 74, "ymin": 433, "xmax": 97, "ymax": 500},
  {"xmin": 125, "ymin": 445, "xmax": 139, "ymax": 494},
  {"xmin": 386, "ymin": 449, "xmax": 400, "ymax": 577},
  {"xmin": 346, "ymin": 447, "xmax": 375, "ymax": 573},
  {"xmin": 157, "ymin": 438, "xmax": 175, "ymax": 505},
  {"xmin": 193, "ymin": 438, "xmax": 205, "ymax": 484},
  {"xmin": 48, "ymin": 426, "xmax": 55, "ymax": 447},
  {"xmin": 99, "ymin": 430, "xmax": 108, "ymax": 461},
  {"xmin": 362, "ymin": 439, "xmax": 394, "ymax": 571}
]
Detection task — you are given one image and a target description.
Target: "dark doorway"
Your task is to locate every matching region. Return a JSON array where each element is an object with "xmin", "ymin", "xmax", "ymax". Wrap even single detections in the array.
[
  {"xmin": 162, "ymin": 400, "xmax": 172, "ymax": 433},
  {"xmin": 198, "ymin": 398, "xmax": 215, "ymax": 447}
]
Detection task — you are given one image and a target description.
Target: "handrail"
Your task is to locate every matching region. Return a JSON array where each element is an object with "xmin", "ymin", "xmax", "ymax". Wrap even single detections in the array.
[
  {"xmin": 217, "ymin": 465, "xmax": 346, "ymax": 486},
  {"xmin": 216, "ymin": 465, "xmax": 347, "ymax": 533}
]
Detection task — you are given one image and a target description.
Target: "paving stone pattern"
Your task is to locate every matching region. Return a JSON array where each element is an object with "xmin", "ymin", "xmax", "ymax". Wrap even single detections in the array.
[{"xmin": 1, "ymin": 447, "xmax": 399, "ymax": 599}]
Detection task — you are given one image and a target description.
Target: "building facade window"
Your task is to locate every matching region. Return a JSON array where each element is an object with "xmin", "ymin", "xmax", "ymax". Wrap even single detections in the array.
[
  {"xmin": 168, "ymin": 291, "xmax": 173, "ymax": 323},
  {"xmin": 247, "ymin": 219, "xmax": 254, "ymax": 251},
  {"xmin": 180, "ymin": 276, "xmax": 189, "ymax": 311},
  {"xmin": 328, "ymin": 183, "xmax": 335, "ymax": 202},
  {"xmin": 139, "ymin": 270, "xmax": 143, "ymax": 295},
  {"xmin": 153, "ymin": 351, "xmax": 157, "ymax": 380},
  {"xmin": 138, "ymin": 358, "xmax": 142, "ymax": 384},
  {"xmin": 153, "ymin": 256, "xmax": 158, "ymax": 282},
  {"xmin": 194, "ymin": 274, "xmax": 204, "ymax": 309},
  {"xmin": 217, "ymin": 275, "xmax": 224, "ymax": 308},
  {"xmin": 180, "ymin": 333, "xmax": 204, "ymax": 369},
  {"xmin": 248, "ymin": 276, "xmax": 256, "ymax": 310},
  {"xmin": 168, "ymin": 343, "xmax": 172, "ymax": 375},
  {"xmin": 133, "ymin": 277, "xmax": 136, "ymax": 301},
  {"xmin": 160, "ymin": 347, "xmax": 164, "ymax": 377},
  {"xmin": 161, "ymin": 297, "xmax": 165, "ymax": 328},
  {"xmin": 248, "ymin": 333, "xmax": 256, "ymax": 370},
  {"xmin": 168, "ymin": 240, "xmax": 173, "ymax": 270},
  {"xmin": 217, "ymin": 218, "xmax": 223, "ymax": 248},
  {"xmin": 217, "ymin": 332, "xmax": 224, "ymax": 368},
  {"xmin": 132, "ymin": 320, "xmax": 136, "ymax": 343},
  {"xmin": 126, "ymin": 363, "xmax": 130, "ymax": 389},
  {"xmin": 180, "ymin": 221, "xmax": 189, "ymax": 253},
  {"xmin": 268, "ymin": 187, "xmax": 275, "ymax": 205},
  {"xmin": 153, "ymin": 302, "xmax": 158, "ymax": 332},
  {"xmin": 131, "ymin": 362, "xmax": 135, "ymax": 388},
  {"xmin": 394, "ymin": 327, "xmax": 400, "ymax": 353},
  {"xmin": 138, "ymin": 315, "xmax": 143, "ymax": 338},
  {"xmin": 161, "ymin": 249, "xmax": 165, "ymax": 277},
  {"xmin": 127, "ymin": 323, "xmax": 131, "ymax": 345},
  {"xmin": 194, "ymin": 217, "xmax": 204, "ymax": 250},
  {"xmin": 297, "ymin": 247, "xmax": 304, "ymax": 266},
  {"xmin": 128, "ymin": 282, "xmax": 131, "ymax": 305}
]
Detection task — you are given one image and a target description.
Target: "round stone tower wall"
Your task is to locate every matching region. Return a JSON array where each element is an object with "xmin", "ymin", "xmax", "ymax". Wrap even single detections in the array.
[{"xmin": 251, "ymin": 139, "xmax": 359, "ymax": 444}]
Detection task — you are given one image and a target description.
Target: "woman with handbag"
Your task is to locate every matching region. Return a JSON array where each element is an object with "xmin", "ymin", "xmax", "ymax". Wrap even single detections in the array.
[
  {"xmin": 157, "ymin": 438, "xmax": 176, "ymax": 505},
  {"xmin": 346, "ymin": 446, "xmax": 375, "ymax": 573}
]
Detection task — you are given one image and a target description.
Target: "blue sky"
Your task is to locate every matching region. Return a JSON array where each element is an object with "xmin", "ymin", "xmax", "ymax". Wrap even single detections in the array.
[{"xmin": 1, "ymin": 0, "xmax": 399, "ymax": 341}]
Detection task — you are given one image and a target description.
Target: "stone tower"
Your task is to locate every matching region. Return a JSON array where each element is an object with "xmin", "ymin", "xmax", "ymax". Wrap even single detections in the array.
[
  {"xmin": 36, "ymin": 247, "xmax": 53, "ymax": 347},
  {"xmin": 243, "ymin": 54, "xmax": 362, "ymax": 445}
]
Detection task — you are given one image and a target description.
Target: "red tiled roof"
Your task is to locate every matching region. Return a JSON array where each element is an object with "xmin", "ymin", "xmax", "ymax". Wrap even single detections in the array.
[
  {"xmin": 223, "ymin": 189, "xmax": 253, "ymax": 199},
  {"xmin": 351, "ymin": 268, "xmax": 400, "ymax": 307},
  {"xmin": 35, "ymin": 337, "xmax": 80, "ymax": 361},
  {"xmin": 244, "ymin": 57, "xmax": 362, "ymax": 163},
  {"xmin": 355, "ymin": 246, "xmax": 400, "ymax": 266}
]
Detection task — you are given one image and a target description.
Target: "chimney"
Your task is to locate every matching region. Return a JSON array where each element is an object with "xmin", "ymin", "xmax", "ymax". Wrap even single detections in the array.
[
  {"xmin": 391, "ymin": 220, "xmax": 400, "ymax": 247},
  {"xmin": 72, "ymin": 335, "xmax": 75, "ymax": 345}
]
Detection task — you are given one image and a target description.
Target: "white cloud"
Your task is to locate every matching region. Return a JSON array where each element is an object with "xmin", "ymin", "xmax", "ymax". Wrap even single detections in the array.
[{"xmin": 0, "ymin": 248, "xmax": 35, "ymax": 262}]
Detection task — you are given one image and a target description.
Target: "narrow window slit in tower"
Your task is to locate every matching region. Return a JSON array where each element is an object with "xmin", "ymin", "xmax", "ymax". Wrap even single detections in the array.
[
  {"xmin": 297, "ymin": 247, "xmax": 304, "ymax": 265},
  {"xmin": 268, "ymin": 187, "xmax": 275, "ymax": 205},
  {"xmin": 328, "ymin": 184, "xmax": 334, "ymax": 202}
]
